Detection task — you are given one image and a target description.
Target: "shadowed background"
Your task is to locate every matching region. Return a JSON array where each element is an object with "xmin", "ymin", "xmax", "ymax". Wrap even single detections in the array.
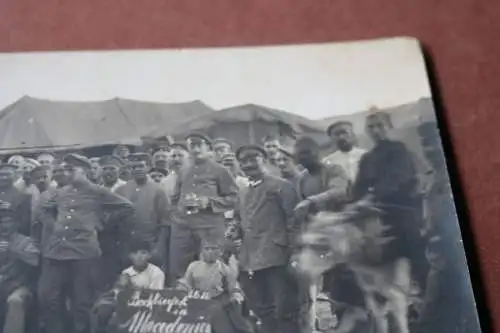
[{"xmin": 0, "ymin": 0, "xmax": 499, "ymax": 331}]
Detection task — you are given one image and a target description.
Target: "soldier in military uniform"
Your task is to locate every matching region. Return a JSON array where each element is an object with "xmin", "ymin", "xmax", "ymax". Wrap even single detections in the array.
[
  {"xmin": 169, "ymin": 133, "xmax": 239, "ymax": 284},
  {"xmin": 95, "ymin": 155, "xmax": 130, "ymax": 294},
  {"xmin": 0, "ymin": 201, "xmax": 39, "ymax": 333},
  {"xmin": 115, "ymin": 153, "xmax": 170, "ymax": 270},
  {"xmin": 37, "ymin": 153, "xmax": 134, "ymax": 333},
  {"xmin": 235, "ymin": 145, "xmax": 301, "ymax": 333},
  {"xmin": 0, "ymin": 164, "xmax": 32, "ymax": 237},
  {"xmin": 213, "ymin": 137, "xmax": 234, "ymax": 164},
  {"xmin": 99, "ymin": 155, "xmax": 127, "ymax": 193}
]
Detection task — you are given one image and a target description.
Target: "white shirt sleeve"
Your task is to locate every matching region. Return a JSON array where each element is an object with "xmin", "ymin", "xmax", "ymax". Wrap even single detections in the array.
[{"xmin": 149, "ymin": 266, "xmax": 166, "ymax": 290}]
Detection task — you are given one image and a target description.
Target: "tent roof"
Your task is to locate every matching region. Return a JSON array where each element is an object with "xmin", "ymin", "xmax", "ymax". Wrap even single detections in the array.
[
  {"xmin": 0, "ymin": 96, "xmax": 214, "ymax": 153},
  {"xmin": 150, "ymin": 103, "xmax": 326, "ymax": 137}
]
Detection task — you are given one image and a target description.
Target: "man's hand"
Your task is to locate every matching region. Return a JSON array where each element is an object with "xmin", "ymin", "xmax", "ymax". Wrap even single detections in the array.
[
  {"xmin": 197, "ymin": 196, "xmax": 210, "ymax": 209},
  {"xmin": 294, "ymin": 199, "xmax": 312, "ymax": 212},
  {"xmin": 231, "ymin": 292, "xmax": 245, "ymax": 304}
]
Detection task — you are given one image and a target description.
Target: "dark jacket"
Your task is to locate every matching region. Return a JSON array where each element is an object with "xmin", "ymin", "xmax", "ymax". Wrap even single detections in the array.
[{"xmin": 237, "ymin": 175, "xmax": 299, "ymax": 272}]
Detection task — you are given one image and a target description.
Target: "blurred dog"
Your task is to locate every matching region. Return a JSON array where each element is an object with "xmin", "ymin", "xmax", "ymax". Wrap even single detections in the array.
[{"xmin": 294, "ymin": 209, "xmax": 420, "ymax": 333}]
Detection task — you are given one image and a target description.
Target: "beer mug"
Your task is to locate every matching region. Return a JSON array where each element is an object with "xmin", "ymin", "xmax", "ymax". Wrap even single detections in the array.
[{"xmin": 184, "ymin": 193, "xmax": 199, "ymax": 215}]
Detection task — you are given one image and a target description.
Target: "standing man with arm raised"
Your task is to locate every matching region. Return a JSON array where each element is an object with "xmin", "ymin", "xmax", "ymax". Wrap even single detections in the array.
[{"xmin": 37, "ymin": 153, "xmax": 134, "ymax": 333}]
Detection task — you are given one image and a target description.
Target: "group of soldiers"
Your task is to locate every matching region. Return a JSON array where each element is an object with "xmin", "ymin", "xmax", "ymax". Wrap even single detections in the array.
[{"xmin": 0, "ymin": 110, "xmax": 464, "ymax": 333}]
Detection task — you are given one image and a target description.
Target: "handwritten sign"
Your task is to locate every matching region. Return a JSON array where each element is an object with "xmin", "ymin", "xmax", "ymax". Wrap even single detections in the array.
[{"xmin": 114, "ymin": 289, "xmax": 217, "ymax": 333}]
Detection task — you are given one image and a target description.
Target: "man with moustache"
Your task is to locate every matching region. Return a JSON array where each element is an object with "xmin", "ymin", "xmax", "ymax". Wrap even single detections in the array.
[
  {"xmin": 169, "ymin": 133, "xmax": 238, "ymax": 284},
  {"xmin": 162, "ymin": 142, "xmax": 189, "ymax": 203},
  {"xmin": 235, "ymin": 145, "xmax": 300, "ymax": 333},
  {"xmin": 37, "ymin": 153, "xmax": 134, "ymax": 333},
  {"xmin": 0, "ymin": 164, "xmax": 32, "ymax": 237},
  {"xmin": 323, "ymin": 121, "xmax": 366, "ymax": 184},
  {"xmin": 99, "ymin": 155, "xmax": 127, "ymax": 193},
  {"xmin": 115, "ymin": 153, "xmax": 170, "ymax": 269}
]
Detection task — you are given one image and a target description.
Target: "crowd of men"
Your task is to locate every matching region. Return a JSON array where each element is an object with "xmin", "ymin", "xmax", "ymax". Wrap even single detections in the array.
[{"xmin": 0, "ymin": 110, "xmax": 466, "ymax": 333}]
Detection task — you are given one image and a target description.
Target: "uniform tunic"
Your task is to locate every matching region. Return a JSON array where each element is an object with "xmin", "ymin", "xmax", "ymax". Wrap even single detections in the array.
[
  {"xmin": 169, "ymin": 159, "xmax": 238, "ymax": 281},
  {"xmin": 237, "ymin": 175, "xmax": 299, "ymax": 272},
  {"xmin": 236, "ymin": 175, "xmax": 301, "ymax": 333},
  {"xmin": 40, "ymin": 181, "xmax": 134, "ymax": 260},
  {"xmin": 115, "ymin": 179, "xmax": 169, "ymax": 245},
  {"xmin": 0, "ymin": 186, "xmax": 32, "ymax": 237},
  {"xmin": 172, "ymin": 159, "xmax": 239, "ymax": 221}
]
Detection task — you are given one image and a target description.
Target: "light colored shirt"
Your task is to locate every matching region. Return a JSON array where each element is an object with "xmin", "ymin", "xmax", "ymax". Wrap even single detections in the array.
[
  {"xmin": 322, "ymin": 147, "xmax": 367, "ymax": 183},
  {"xmin": 122, "ymin": 263, "xmax": 165, "ymax": 290},
  {"xmin": 178, "ymin": 260, "xmax": 241, "ymax": 298},
  {"xmin": 161, "ymin": 171, "xmax": 179, "ymax": 203}
]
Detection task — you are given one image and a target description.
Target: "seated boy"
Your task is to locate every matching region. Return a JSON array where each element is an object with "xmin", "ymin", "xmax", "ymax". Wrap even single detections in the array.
[
  {"xmin": 177, "ymin": 240, "xmax": 254, "ymax": 333},
  {"xmin": 92, "ymin": 239, "xmax": 165, "ymax": 332},
  {"xmin": 0, "ymin": 201, "xmax": 39, "ymax": 333}
]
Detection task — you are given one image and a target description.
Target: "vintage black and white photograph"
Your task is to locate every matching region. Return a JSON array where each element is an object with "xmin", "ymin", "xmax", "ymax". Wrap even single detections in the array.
[{"xmin": 0, "ymin": 37, "xmax": 481, "ymax": 333}]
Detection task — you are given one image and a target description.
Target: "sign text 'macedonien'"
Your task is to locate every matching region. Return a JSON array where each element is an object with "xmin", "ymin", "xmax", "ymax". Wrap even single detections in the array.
[{"xmin": 115, "ymin": 289, "xmax": 215, "ymax": 333}]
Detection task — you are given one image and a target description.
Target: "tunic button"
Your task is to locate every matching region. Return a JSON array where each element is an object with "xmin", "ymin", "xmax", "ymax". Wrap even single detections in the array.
[
  {"xmin": 67, "ymin": 215, "xmax": 72, "ymax": 219},
  {"xmin": 62, "ymin": 237, "xmax": 66, "ymax": 241},
  {"xmin": 64, "ymin": 226, "xmax": 69, "ymax": 230},
  {"xmin": 136, "ymin": 188, "xmax": 140, "ymax": 192},
  {"xmin": 71, "ymin": 200, "xmax": 75, "ymax": 203},
  {"xmin": 70, "ymin": 209, "xmax": 75, "ymax": 213}
]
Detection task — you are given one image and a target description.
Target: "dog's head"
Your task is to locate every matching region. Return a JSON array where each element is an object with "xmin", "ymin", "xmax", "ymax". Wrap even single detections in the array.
[{"xmin": 293, "ymin": 212, "xmax": 365, "ymax": 279}]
